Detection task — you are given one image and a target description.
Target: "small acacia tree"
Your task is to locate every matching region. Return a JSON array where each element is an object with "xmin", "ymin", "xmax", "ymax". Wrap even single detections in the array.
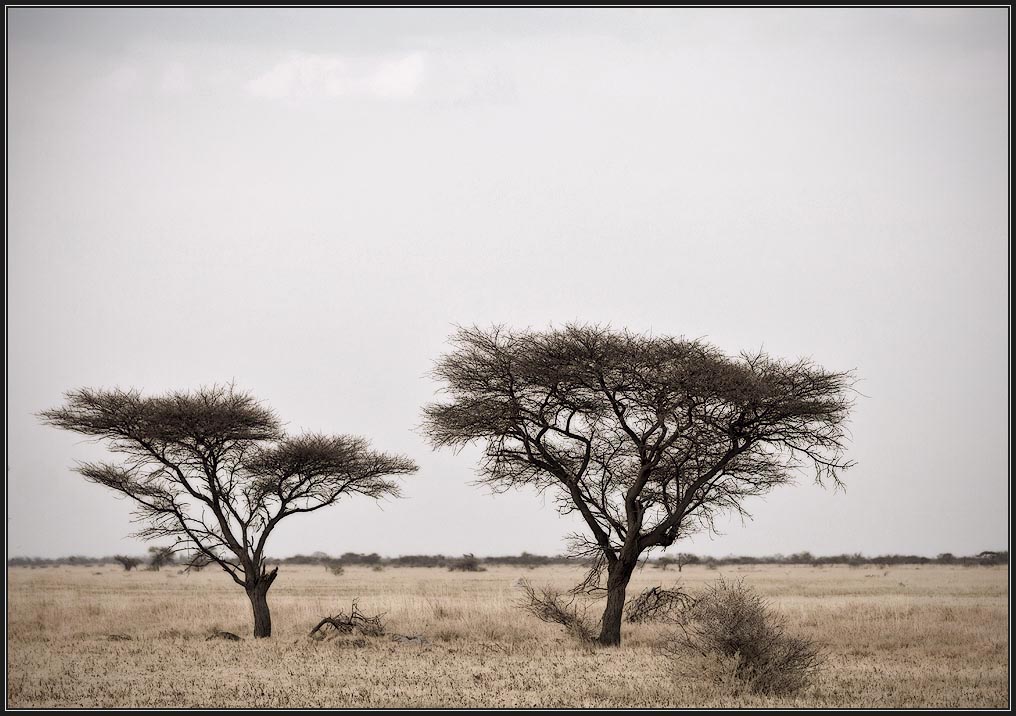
[
  {"xmin": 113, "ymin": 555, "xmax": 140, "ymax": 571},
  {"xmin": 147, "ymin": 545, "xmax": 175, "ymax": 571},
  {"xmin": 423, "ymin": 324, "xmax": 854, "ymax": 646},
  {"xmin": 675, "ymin": 553, "xmax": 699, "ymax": 573},
  {"xmin": 40, "ymin": 384, "xmax": 418, "ymax": 638}
]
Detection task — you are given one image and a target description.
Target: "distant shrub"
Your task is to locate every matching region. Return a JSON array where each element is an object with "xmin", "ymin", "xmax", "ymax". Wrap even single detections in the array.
[
  {"xmin": 666, "ymin": 578, "xmax": 823, "ymax": 695},
  {"xmin": 113, "ymin": 555, "xmax": 140, "ymax": 572},
  {"xmin": 448, "ymin": 554, "xmax": 486, "ymax": 572},
  {"xmin": 484, "ymin": 551, "xmax": 559, "ymax": 567},
  {"xmin": 147, "ymin": 546, "xmax": 175, "ymax": 571},
  {"xmin": 390, "ymin": 554, "xmax": 448, "ymax": 568},
  {"xmin": 654, "ymin": 553, "xmax": 701, "ymax": 572},
  {"xmin": 976, "ymin": 551, "xmax": 1008, "ymax": 566},
  {"xmin": 342, "ymin": 552, "xmax": 382, "ymax": 566},
  {"xmin": 66, "ymin": 555, "xmax": 96, "ymax": 566},
  {"xmin": 326, "ymin": 563, "xmax": 345, "ymax": 576},
  {"xmin": 280, "ymin": 553, "xmax": 324, "ymax": 565}
]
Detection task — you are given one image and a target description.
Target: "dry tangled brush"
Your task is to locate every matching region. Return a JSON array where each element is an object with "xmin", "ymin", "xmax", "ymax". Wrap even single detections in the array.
[
  {"xmin": 515, "ymin": 579, "xmax": 597, "ymax": 643},
  {"xmin": 665, "ymin": 577, "xmax": 824, "ymax": 695},
  {"xmin": 624, "ymin": 585, "xmax": 695, "ymax": 624},
  {"xmin": 309, "ymin": 599, "xmax": 387, "ymax": 639},
  {"xmin": 517, "ymin": 579, "xmax": 694, "ymax": 642}
]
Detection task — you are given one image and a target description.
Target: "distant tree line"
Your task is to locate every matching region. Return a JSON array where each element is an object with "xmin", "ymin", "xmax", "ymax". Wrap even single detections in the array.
[
  {"xmin": 656, "ymin": 551, "xmax": 1011, "ymax": 568},
  {"xmin": 277, "ymin": 551, "xmax": 384, "ymax": 567},
  {"xmin": 8, "ymin": 550, "xmax": 1009, "ymax": 569}
]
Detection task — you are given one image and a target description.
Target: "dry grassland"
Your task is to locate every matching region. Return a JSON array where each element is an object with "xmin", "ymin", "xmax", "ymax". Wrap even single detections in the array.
[{"xmin": 6, "ymin": 563, "xmax": 1009, "ymax": 708}]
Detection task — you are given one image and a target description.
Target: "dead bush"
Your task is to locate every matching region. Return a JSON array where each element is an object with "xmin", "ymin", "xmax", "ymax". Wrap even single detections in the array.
[
  {"xmin": 666, "ymin": 577, "xmax": 823, "ymax": 695},
  {"xmin": 625, "ymin": 585, "xmax": 694, "ymax": 624},
  {"xmin": 516, "ymin": 579, "xmax": 596, "ymax": 643},
  {"xmin": 309, "ymin": 599, "xmax": 386, "ymax": 639}
]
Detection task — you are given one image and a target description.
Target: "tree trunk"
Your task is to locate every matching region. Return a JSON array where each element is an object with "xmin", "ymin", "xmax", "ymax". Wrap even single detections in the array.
[
  {"xmin": 597, "ymin": 559, "xmax": 636, "ymax": 646},
  {"xmin": 246, "ymin": 579, "xmax": 273, "ymax": 638}
]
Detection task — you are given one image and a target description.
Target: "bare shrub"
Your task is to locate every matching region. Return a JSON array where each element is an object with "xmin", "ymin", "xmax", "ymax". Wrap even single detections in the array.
[
  {"xmin": 624, "ymin": 585, "xmax": 694, "ymax": 624},
  {"xmin": 667, "ymin": 578, "xmax": 823, "ymax": 695},
  {"xmin": 448, "ymin": 554, "xmax": 486, "ymax": 572},
  {"xmin": 309, "ymin": 599, "xmax": 386, "ymax": 639},
  {"xmin": 516, "ymin": 579, "xmax": 596, "ymax": 643}
]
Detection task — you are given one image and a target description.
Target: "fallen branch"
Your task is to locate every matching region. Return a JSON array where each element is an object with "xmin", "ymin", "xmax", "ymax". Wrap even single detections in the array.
[
  {"xmin": 206, "ymin": 631, "xmax": 242, "ymax": 641},
  {"xmin": 310, "ymin": 599, "xmax": 386, "ymax": 639}
]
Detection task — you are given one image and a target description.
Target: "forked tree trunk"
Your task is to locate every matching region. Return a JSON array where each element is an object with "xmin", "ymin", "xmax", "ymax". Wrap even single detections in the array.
[
  {"xmin": 597, "ymin": 558, "xmax": 637, "ymax": 646},
  {"xmin": 246, "ymin": 577, "xmax": 274, "ymax": 638}
]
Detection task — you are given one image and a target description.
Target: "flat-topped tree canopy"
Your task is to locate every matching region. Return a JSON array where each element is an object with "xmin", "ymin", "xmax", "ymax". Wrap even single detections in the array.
[
  {"xmin": 39, "ymin": 383, "xmax": 418, "ymax": 638},
  {"xmin": 423, "ymin": 324, "xmax": 855, "ymax": 645}
]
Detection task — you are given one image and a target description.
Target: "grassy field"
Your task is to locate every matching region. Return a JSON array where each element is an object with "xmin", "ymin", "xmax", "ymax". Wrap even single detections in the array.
[{"xmin": 6, "ymin": 563, "xmax": 1009, "ymax": 708}]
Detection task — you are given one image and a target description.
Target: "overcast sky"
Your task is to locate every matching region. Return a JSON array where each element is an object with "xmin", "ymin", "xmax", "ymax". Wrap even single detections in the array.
[{"xmin": 7, "ymin": 8, "xmax": 1009, "ymax": 559}]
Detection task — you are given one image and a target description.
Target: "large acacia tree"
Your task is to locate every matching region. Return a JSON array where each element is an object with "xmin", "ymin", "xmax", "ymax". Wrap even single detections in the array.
[
  {"xmin": 422, "ymin": 325, "xmax": 854, "ymax": 646},
  {"xmin": 40, "ymin": 385, "xmax": 418, "ymax": 638}
]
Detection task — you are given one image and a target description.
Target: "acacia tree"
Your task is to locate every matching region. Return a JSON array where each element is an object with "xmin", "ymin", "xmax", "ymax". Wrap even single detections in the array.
[
  {"xmin": 675, "ymin": 552, "xmax": 699, "ymax": 572},
  {"xmin": 113, "ymin": 555, "xmax": 140, "ymax": 571},
  {"xmin": 40, "ymin": 385, "xmax": 418, "ymax": 638},
  {"xmin": 422, "ymin": 325, "xmax": 854, "ymax": 646},
  {"xmin": 147, "ymin": 545, "xmax": 175, "ymax": 571}
]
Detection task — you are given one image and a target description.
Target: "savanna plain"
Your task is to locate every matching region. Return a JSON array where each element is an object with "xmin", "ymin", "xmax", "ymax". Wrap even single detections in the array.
[{"xmin": 6, "ymin": 563, "xmax": 1008, "ymax": 708}]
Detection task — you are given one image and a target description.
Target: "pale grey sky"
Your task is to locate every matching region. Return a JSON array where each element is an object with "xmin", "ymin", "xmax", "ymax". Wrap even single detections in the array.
[{"xmin": 6, "ymin": 8, "xmax": 1009, "ymax": 559}]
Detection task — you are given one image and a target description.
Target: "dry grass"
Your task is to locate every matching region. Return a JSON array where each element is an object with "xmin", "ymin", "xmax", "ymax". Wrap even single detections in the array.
[{"xmin": 6, "ymin": 563, "xmax": 1008, "ymax": 708}]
